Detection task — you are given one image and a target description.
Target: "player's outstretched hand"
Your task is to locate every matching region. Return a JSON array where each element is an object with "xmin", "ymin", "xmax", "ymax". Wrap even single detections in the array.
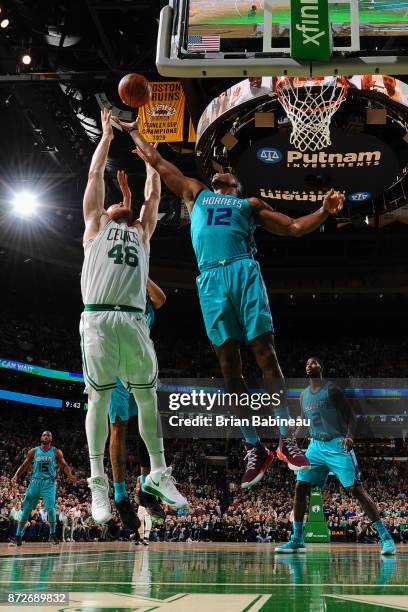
[
  {"xmin": 133, "ymin": 142, "xmax": 158, "ymax": 167},
  {"xmin": 111, "ymin": 115, "xmax": 139, "ymax": 132},
  {"xmin": 69, "ymin": 474, "xmax": 77, "ymax": 486},
  {"xmin": 340, "ymin": 437, "xmax": 354, "ymax": 452},
  {"xmin": 101, "ymin": 108, "xmax": 114, "ymax": 140},
  {"xmin": 323, "ymin": 189, "xmax": 344, "ymax": 215}
]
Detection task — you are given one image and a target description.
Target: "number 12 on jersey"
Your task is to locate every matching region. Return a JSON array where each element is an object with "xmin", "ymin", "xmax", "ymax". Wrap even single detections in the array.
[{"xmin": 206, "ymin": 208, "xmax": 232, "ymax": 226}]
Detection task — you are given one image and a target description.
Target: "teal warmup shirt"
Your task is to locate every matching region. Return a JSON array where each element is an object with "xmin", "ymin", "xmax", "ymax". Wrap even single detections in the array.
[
  {"xmin": 300, "ymin": 382, "xmax": 347, "ymax": 441},
  {"xmin": 145, "ymin": 295, "xmax": 155, "ymax": 328},
  {"xmin": 190, "ymin": 190, "xmax": 257, "ymax": 269},
  {"xmin": 298, "ymin": 382, "xmax": 360, "ymax": 489},
  {"xmin": 32, "ymin": 446, "xmax": 56, "ymax": 480}
]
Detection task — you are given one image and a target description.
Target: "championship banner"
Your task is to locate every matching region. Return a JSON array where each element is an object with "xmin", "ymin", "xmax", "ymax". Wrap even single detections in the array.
[
  {"xmin": 188, "ymin": 118, "xmax": 196, "ymax": 143},
  {"xmin": 138, "ymin": 81, "xmax": 185, "ymax": 142}
]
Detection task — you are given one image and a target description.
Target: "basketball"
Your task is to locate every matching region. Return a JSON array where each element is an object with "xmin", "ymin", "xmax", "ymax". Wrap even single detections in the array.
[{"xmin": 118, "ymin": 73, "xmax": 151, "ymax": 108}]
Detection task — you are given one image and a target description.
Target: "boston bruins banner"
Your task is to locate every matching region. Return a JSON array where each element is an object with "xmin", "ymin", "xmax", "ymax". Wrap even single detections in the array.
[
  {"xmin": 138, "ymin": 81, "xmax": 185, "ymax": 142},
  {"xmin": 188, "ymin": 118, "xmax": 196, "ymax": 143}
]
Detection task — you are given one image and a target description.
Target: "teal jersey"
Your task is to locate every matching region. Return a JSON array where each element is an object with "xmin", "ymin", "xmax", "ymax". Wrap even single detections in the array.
[
  {"xmin": 146, "ymin": 295, "xmax": 155, "ymax": 329},
  {"xmin": 300, "ymin": 382, "xmax": 347, "ymax": 441},
  {"xmin": 190, "ymin": 190, "xmax": 257, "ymax": 270},
  {"xmin": 32, "ymin": 446, "xmax": 56, "ymax": 481}
]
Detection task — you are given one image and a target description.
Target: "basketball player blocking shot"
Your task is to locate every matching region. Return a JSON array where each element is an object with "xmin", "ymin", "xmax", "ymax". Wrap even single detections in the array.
[
  {"xmin": 112, "ymin": 115, "xmax": 344, "ymax": 490},
  {"xmin": 81, "ymin": 108, "xmax": 187, "ymax": 523}
]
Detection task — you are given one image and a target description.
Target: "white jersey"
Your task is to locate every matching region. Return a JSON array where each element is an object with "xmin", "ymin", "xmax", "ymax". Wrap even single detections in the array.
[{"xmin": 81, "ymin": 219, "xmax": 148, "ymax": 310}]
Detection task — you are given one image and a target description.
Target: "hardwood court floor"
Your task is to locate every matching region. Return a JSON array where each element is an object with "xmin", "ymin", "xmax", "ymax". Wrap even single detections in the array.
[{"xmin": 0, "ymin": 542, "xmax": 407, "ymax": 611}]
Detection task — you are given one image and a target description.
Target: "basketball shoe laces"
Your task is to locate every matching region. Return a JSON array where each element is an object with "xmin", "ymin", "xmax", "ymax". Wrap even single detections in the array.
[
  {"xmin": 160, "ymin": 466, "xmax": 180, "ymax": 492},
  {"xmin": 244, "ymin": 448, "xmax": 259, "ymax": 469},
  {"xmin": 283, "ymin": 438, "xmax": 303, "ymax": 457},
  {"xmin": 91, "ymin": 477, "xmax": 109, "ymax": 505}
]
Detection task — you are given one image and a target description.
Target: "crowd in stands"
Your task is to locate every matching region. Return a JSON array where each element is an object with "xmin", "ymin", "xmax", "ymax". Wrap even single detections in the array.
[
  {"xmin": 0, "ymin": 312, "xmax": 81, "ymax": 374},
  {"xmin": 1, "ymin": 310, "xmax": 407, "ymax": 545},
  {"xmin": 1, "ymin": 310, "xmax": 408, "ymax": 379},
  {"xmin": 0, "ymin": 408, "xmax": 407, "ymax": 545}
]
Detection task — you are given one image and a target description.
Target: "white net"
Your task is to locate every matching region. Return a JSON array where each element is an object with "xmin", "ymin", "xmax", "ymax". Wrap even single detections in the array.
[{"xmin": 275, "ymin": 77, "xmax": 349, "ymax": 152}]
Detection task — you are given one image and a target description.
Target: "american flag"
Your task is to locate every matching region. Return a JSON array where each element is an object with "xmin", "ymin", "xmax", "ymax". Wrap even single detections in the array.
[{"xmin": 187, "ymin": 34, "xmax": 220, "ymax": 53}]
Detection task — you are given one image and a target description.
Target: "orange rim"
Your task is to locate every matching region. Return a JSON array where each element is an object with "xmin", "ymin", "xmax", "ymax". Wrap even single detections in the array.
[{"xmin": 275, "ymin": 76, "xmax": 349, "ymax": 114}]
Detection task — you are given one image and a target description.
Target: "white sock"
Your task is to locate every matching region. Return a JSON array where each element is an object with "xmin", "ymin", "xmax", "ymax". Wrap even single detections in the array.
[
  {"xmin": 144, "ymin": 514, "xmax": 152, "ymax": 540},
  {"xmin": 137, "ymin": 505, "xmax": 146, "ymax": 539},
  {"xmin": 131, "ymin": 388, "xmax": 166, "ymax": 470},
  {"xmin": 149, "ymin": 452, "xmax": 166, "ymax": 471},
  {"xmin": 85, "ymin": 388, "xmax": 111, "ymax": 478}
]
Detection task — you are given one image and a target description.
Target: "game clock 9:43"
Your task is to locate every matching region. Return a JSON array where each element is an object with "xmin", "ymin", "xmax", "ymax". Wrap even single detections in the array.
[{"xmin": 64, "ymin": 400, "xmax": 84, "ymax": 410}]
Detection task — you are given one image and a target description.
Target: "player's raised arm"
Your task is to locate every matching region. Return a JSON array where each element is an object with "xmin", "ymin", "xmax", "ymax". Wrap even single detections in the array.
[
  {"xmin": 136, "ymin": 152, "xmax": 161, "ymax": 240},
  {"xmin": 55, "ymin": 449, "xmax": 77, "ymax": 485},
  {"xmin": 249, "ymin": 189, "xmax": 344, "ymax": 237},
  {"xmin": 147, "ymin": 277, "xmax": 166, "ymax": 309},
  {"xmin": 83, "ymin": 108, "xmax": 113, "ymax": 240},
  {"xmin": 111, "ymin": 116, "xmax": 205, "ymax": 211},
  {"xmin": 11, "ymin": 448, "xmax": 35, "ymax": 484}
]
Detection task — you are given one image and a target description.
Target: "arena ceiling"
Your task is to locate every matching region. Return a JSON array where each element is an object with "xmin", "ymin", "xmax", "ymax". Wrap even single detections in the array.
[{"xmin": 0, "ymin": 0, "xmax": 407, "ymax": 287}]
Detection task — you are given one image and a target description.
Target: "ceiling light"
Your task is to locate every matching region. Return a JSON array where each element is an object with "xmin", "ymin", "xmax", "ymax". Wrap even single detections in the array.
[{"xmin": 12, "ymin": 191, "xmax": 39, "ymax": 217}]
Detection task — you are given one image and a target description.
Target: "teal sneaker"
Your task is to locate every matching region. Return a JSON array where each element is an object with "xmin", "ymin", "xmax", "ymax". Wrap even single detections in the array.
[
  {"xmin": 381, "ymin": 537, "xmax": 396, "ymax": 556},
  {"xmin": 275, "ymin": 538, "xmax": 306, "ymax": 554}
]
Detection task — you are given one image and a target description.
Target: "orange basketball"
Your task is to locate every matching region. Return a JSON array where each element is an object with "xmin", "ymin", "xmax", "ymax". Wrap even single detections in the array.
[{"xmin": 118, "ymin": 73, "xmax": 151, "ymax": 109}]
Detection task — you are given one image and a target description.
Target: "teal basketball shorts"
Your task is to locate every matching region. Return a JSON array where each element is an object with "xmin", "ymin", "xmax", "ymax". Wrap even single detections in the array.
[
  {"xmin": 196, "ymin": 257, "xmax": 273, "ymax": 347},
  {"xmin": 297, "ymin": 437, "xmax": 361, "ymax": 489},
  {"xmin": 25, "ymin": 478, "xmax": 57, "ymax": 510},
  {"xmin": 109, "ymin": 378, "xmax": 138, "ymax": 424}
]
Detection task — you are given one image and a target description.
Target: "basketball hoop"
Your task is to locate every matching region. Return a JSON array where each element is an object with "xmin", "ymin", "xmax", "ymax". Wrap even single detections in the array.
[{"xmin": 275, "ymin": 76, "xmax": 349, "ymax": 152}]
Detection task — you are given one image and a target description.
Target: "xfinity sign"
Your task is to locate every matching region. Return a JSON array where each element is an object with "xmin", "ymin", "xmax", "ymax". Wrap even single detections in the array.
[{"xmin": 290, "ymin": 0, "xmax": 332, "ymax": 62}]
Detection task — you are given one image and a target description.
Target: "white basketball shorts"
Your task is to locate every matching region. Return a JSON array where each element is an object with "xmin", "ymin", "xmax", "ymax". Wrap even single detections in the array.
[{"xmin": 80, "ymin": 310, "xmax": 158, "ymax": 394}]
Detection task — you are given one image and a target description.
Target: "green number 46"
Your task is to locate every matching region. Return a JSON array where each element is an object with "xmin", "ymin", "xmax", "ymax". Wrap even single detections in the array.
[{"xmin": 108, "ymin": 245, "xmax": 139, "ymax": 268}]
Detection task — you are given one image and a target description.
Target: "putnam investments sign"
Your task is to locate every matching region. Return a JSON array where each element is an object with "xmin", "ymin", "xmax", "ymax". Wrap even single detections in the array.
[
  {"xmin": 235, "ymin": 130, "xmax": 398, "ymax": 205},
  {"xmin": 286, "ymin": 150, "xmax": 382, "ymax": 168},
  {"xmin": 291, "ymin": 0, "xmax": 333, "ymax": 62}
]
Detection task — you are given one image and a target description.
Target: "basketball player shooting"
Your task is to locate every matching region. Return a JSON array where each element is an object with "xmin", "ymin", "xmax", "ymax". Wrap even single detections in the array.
[
  {"xmin": 10, "ymin": 431, "xmax": 76, "ymax": 547},
  {"xmin": 112, "ymin": 115, "xmax": 344, "ymax": 490},
  {"xmin": 81, "ymin": 108, "xmax": 187, "ymax": 524}
]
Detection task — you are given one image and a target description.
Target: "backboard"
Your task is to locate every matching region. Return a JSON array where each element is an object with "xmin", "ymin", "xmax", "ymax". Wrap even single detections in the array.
[{"xmin": 157, "ymin": 0, "xmax": 408, "ymax": 77}]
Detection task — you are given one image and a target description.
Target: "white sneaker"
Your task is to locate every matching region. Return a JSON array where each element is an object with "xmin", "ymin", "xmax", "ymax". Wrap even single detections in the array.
[
  {"xmin": 87, "ymin": 475, "xmax": 112, "ymax": 524},
  {"xmin": 143, "ymin": 467, "xmax": 188, "ymax": 509}
]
